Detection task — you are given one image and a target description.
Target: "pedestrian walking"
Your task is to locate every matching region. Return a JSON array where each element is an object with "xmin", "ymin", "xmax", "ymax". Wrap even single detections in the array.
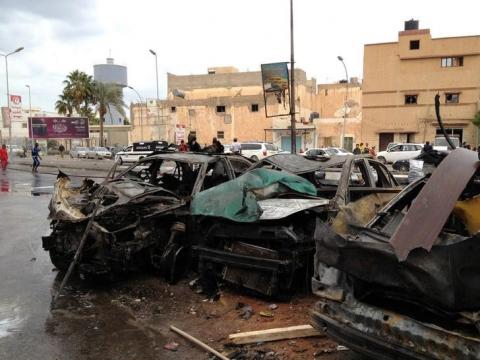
[
  {"xmin": 178, "ymin": 140, "xmax": 188, "ymax": 152},
  {"xmin": 0, "ymin": 144, "xmax": 8, "ymax": 171},
  {"xmin": 58, "ymin": 144, "xmax": 65, "ymax": 158},
  {"xmin": 32, "ymin": 142, "xmax": 42, "ymax": 174},
  {"xmin": 231, "ymin": 138, "xmax": 242, "ymax": 155}
]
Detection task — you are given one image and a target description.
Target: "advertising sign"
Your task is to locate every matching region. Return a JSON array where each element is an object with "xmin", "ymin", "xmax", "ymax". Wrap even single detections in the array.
[
  {"xmin": 261, "ymin": 62, "xmax": 291, "ymax": 118},
  {"xmin": 175, "ymin": 125, "xmax": 185, "ymax": 144},
  {"xmin": 28, "ymin": 117, "xmax": 90, "ymax": 139},
  {"xmin": 1, "ymin": 107, "xmax": 10, "ymax": 128},
  {"xmin": 9, "ymin": 95, "xmax": 23, "ymax": 121}
]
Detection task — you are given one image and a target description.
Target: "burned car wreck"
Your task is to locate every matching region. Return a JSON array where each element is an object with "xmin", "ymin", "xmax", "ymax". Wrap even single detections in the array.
[
  {"xmin": 311, "ymin": 148, "xmax": 480, "ymax": 359},
  {"xmin": 193, "ymin": 154, "xmax": 401, "ymax": 297},
  {"xmin": 42, "ymin": 152, "xmax": 252, "ymax": 281}
]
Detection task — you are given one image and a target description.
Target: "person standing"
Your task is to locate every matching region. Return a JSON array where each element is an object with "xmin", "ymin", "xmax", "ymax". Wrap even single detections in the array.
[
  {"xmin": 32, "ymin": 142, "xmax": 42, "ymax": 174},
  {"xmin": 422, "ymin": 141, "xmax": 433, "ymax": 153},
  {"xmin": 188, "ymin": 136, "xmax": 201, "ymax": 152},
  {"xmin": 178, "ymin": 140, "xmax": 188, "ymax": 152},
  {"xmin": 359, "ymin": 143, "xmax": 365, "ymax": 152},
  {"xmin": 353, "ymin": 144, "xmax": 361, "ymax": 155},
  {"xmin": 363, "ymin": 143, "xmax": 370, "ymax": 154},
  {"xmin": 231, "ymin": 138, "xmax": 242, "ymax": 155},
  {"xmin": 58, "ymin": 144, "xmax": 65, "ymax": 158},
  {"xmin": 369, "ymin": 146, "xmax": 376, "ymax": 158},
  {"xmin": 0, "ymin": 144, "xmax": 8, "ymax": 171}
]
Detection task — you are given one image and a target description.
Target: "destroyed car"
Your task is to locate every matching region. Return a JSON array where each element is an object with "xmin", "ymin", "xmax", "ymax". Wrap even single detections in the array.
[
  {"xmin": 192, "ymin": 154, "xmax": 401, "ymax": 297},
  {"xmin": 311, "ymin": 148, "xmax": 480, "ymax": 359},
  {"xmin": 42, "ymin": 152, "xmax": 253, "ymax": 281}
]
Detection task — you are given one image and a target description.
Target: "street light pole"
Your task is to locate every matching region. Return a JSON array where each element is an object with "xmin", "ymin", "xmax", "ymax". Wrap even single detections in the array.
[
  {"xmin": 1, "ymin": 47, "xmax": 24, "ymax": 154},
  {"xmin": 127, "ymin": 86, "xmax": 145, "ymax": 141},
  {"xmin": 337, "ymin": 56, "xmax": 349, "ymax": 149},
  {"xmin": 149, "ymin": 49, "xmax": 162, "ymax": 139},
  {"xmin": 25, "ymin": 84, "xmax": 33, "ymax": 148},
  {"xmin": 289, "ymin": 0, "xmax": 297, "ymax": 154}
]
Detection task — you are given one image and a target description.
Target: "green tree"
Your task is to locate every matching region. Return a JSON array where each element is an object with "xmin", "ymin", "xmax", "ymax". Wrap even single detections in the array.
[
  {"xmin": 92, "ymin": 82, "xmax": 126, "ymax": 146},
  {"xmin": 63, "ymin": 70, "xmax": 95, "ymax": 117}
]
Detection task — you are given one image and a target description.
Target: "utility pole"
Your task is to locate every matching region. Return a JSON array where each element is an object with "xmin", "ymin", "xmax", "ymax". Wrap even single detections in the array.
[
  {"xmin": 289, "ymin": 0, "xmax": 297, "ymax": 154},
  {"xmin": 337, "ymin": 56, "xmax": 349, "ymax": 149},
  {"xmin": 149, "ymin": 49, "xmax": 162, "ymax": 139},
  {"xmin": 26, "ymin": 84, "xmax": 33, "ymax": 148}
]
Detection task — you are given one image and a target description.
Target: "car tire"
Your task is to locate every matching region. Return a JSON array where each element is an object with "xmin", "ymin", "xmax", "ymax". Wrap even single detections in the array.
[
  {"xmin": 250, "ymin": 155, "xmax": 259, "ymax": 161},
  {"xmin": 117, "ymin": 157, "xmax": 123, "ymax": 165},
  {"xmin": 377, "ymin": 156, "xmax": 387, "ymax": 164}
]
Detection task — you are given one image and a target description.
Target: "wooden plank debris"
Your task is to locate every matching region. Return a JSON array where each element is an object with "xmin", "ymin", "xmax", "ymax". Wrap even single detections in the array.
[
  {"xmin": 170, "ymin": 325, "xmax": 230, "ymax": 360},
  {"xmin": 229, "ymin": 324, "xmax": 322, "ymax": 345}
]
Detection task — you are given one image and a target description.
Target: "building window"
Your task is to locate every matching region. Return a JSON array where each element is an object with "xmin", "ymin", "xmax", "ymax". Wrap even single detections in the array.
[
  {"xmin": 22, "ymin": 123, "xmax": 27, "ymax": 128},
  {"xmin": 441, "ymin": 57, "xmax": 464, "ymax": 67},
  {"xmin": 217, "ymin": 131, "xmax": 224, "ymax": 139},
  {"xmin": 405, "ymin": 94, "xmax": 418, "ymax": 104},
  {"xmin": 171, "ymin": 106, "xmax": 176, "ymax": 113},
  {"xmin": 409, "ymin": 40, "xmax": 420, "ymax": 50},
  {"xmin": 445, "ymin": 93, "xmax": 460, "ymax": 104},
  {"xmin": 189, "ymin": 131, "xmax": 197, "ymax": 138},
  {"xmin": 188, "ymin": 109, "xmax": 195, "ymax": 117},
  {"xmin": 324, "ymin": 89, "xmax": 328, "ymax": 96},
  {"xmin": 251, "ymin": 104, "xmax": 259, "ymax": 112},
  {"xmin": 216, "ymin": 105, "xmax": 226, "ymax": 113}
]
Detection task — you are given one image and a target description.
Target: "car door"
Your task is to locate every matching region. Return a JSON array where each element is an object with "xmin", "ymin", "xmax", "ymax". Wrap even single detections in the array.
[{"xmin": 386, "ymin": 145, "xmax": 403, "ymax": 162}]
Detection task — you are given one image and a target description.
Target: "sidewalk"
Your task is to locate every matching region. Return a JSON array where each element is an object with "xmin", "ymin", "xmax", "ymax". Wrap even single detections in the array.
[{"xmin": 11, "ymin": 155, "xmax": 115, "ymax": 171}]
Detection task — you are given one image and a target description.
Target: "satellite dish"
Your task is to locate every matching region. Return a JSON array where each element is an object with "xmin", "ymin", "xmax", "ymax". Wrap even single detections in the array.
[{"xmin": 172, "ymin": 89, "xmax": 186, "ymax": 99}]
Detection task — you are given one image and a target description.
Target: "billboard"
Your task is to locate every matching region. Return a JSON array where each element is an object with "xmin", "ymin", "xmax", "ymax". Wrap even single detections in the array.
[
  {"xmin": 9, "ymin": 95, "xmax": 23, "ymax": 122},
  {"xmin": 28, "ymin": 117, "xmax": 90, "ymax": 139},
  {"xmin": 261, "ymin": 62, "xmax": 291, "ymax": 118},
  {"xmin": 1, "ymin": 107, "xmax": 10, "ymax": 128}
]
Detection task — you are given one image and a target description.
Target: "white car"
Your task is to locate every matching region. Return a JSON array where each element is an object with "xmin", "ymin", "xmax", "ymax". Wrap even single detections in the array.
[
  {"xmin": 86, "ymin": 147, "xmax": 112, "ymax": 159},
  {"xmin": 376, "ymin": 143, "xmax": 423, "ymax": 164},
  {"xmin": 302, "ymin": 148, "xmax": 335, "ymax": 158},
  {"xmin": 240, "ymin": 142, "xmax": 283, "ymax": 161},
  {"xmin": 69, "ymin": 146, "xmax": 88, "ymax": 158},
  {"xmin": 7, "ymin": 144, "xmax": 26, "ymax": 157},
  {"xmin": 114, "ymin": 145, "xmax": 152, "ymax": 165},
  {"xmin": 326, "ymin": 147, "xmax": 353, "ymax": 156}
]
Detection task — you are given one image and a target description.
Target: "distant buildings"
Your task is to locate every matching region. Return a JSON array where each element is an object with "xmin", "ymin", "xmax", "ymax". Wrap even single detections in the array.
[{"xmin": 363, "ymin": 20, "xmax": 480, "ymax": 150}]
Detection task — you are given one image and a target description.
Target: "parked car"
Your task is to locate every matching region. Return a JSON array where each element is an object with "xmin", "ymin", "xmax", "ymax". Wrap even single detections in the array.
[
  {"xmin": 311, "ymin": 148, "xmax": 480, "ymax": 360},
  {"xmin": 42, "ymin": 152, "xmax": 253, "ymax": 282},
  {"xmin": 326, "ymin": 147, "xmax": 353, "ymax": 156},
  {"xmin": 194, "ymin": 154, "xmax": 400, "ymax": 297},
  {"xmin": 240, "ymin": 142, "xmax": 282, "ymax": 161},
  {"xmin": 301, "ymin": 148, "xmax": 334, "ymax": 159},
  {"xmin": 86, "ymin": 147, "xmax": 112, "ymax": 159},
  {"xmin": 7, "ymin": 144, "xmax": 26, "ymax": 157},
  {"xmin": 376, "ymin": 143, "xmax": 423, "ymax": 164},
  {"xmin": 114, "ymin": 141, "xmax": 169, "ymax": 165},
  {"xmin": 69, "ymin": 146, "xmax": 89, "ymax": 158},
  {"xmin": 433, "ymin": 135, "xmax": 460, "ymax": 151}
]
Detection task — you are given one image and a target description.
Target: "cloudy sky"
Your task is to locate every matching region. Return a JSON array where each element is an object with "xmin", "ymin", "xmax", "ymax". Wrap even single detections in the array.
[{"xmin": 0, "ymin": 0, "xmax": 478, "ymax": 112}]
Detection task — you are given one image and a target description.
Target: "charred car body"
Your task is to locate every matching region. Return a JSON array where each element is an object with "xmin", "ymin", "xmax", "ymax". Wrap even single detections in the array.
[
  {"xmin": 193, "ymin": 154, "xmax": 401, "ymax": 297},
  {"xmin": 42, "ymin": 152, "xmax": 253, "ymax": 281},
  {"xmin": 311, "ymin": 148, "xmax": 480, "ymax": 359}
]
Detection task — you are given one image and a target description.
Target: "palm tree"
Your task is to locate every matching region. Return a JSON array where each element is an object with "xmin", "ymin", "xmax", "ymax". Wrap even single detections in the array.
[
  {"xmin": 63, "ymin": 70, "xmax": 95, "ymax": 117},
  {"xmin": 92, "ymin": 82, "xmax": 126, "ymax": 146},
  {"xmin": 55, "ymin": 94, "xmax": 74, "ymax": 117}
]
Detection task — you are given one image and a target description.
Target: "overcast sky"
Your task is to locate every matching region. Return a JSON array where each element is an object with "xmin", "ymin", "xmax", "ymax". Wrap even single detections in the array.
[{"xmin": 0, "ymin": 0, "xmax": 478, "ymax": 112}]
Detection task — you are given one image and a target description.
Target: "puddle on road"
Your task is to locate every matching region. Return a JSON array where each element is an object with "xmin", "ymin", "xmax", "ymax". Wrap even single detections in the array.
[{"xmin": 0, "ymin": 304, "xmax": 24, "ymax": 339}]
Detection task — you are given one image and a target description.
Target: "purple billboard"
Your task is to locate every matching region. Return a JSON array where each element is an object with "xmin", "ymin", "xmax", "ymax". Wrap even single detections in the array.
[{"xmin": 28, "ymin": 117, "xmax": 90, "ymax": 139}]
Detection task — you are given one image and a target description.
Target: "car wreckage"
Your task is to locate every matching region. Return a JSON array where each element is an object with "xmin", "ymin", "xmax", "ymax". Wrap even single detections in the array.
[
  {"xmin": 311, "ymin": 148, "xmax": 480, "ymax": 359},
  {"xmin": 192, "ymin": 154, "xmax": 401, "ymax": 297},
  {"xmin": 42, "ymin": 152, "xmax": 253, "ymax": 281}
]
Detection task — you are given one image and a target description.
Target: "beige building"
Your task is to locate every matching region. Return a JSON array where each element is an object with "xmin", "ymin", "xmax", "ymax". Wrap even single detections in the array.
[
  {"xmin": 314, "ymin": 80, "xmax": 362, "ymax": 150},
  {"xmin": 129, "ymin": 66, "xmax": 320, "ymax": 151},
  {"xmin": 363, "ymin": 20, "xmax": 480, "ymax": 150}
]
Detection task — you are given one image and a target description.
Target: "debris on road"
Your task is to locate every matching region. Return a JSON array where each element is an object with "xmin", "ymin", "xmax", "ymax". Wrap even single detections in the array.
[
  {"xmin": 163, "ymin": 341, "xmax": 179, "ymax": 351},
  {"xmin": 228, "ymin": 325, "xmax": 322, "ymax": 345},
  {"xmin": 170, "ymin": 325, "xmax": 230, "ymax": 360}
]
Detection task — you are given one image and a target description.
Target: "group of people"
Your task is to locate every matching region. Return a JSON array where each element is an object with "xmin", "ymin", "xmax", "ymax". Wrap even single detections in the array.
[
  {"xmin": 0, "ymin": 142, "xmax": 42, "ymax": 173},
  {"xmin": 178, "ymin": 135, "xmax": 235, "ymax": 155},
  {"xmin": 353, "ymin": 142, "xmax": 376, "ymax": 157}
]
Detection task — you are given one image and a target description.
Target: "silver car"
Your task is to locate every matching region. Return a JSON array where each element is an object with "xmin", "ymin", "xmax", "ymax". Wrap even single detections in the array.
[
  {"xmin": 69, "ymin": 146, "xmax": 89, "ymax": 158},
  {"xmin": 86, "ymin": 147, "xmax": 112, "ymax": 159}
]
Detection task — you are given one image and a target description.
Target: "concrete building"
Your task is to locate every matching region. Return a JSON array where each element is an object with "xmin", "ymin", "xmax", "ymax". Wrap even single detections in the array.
[
  {"xmin": 363, "ymin": 20, "xmax": 480, "ymax": 150},
  {"xmin": 129, "ymin": 66, "xmax": 319, "ymax": 152}
]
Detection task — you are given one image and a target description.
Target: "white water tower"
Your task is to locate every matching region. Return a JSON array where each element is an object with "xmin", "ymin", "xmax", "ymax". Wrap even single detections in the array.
[{"xmin": 93, "ymin": 57, "xmax": 128, "ymax": 125}]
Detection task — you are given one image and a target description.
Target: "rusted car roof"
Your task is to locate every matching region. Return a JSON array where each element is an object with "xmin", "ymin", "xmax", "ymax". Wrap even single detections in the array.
[
  {"xmin": 250, "ymin": 154, "xmax": 349, "ymax": 174},
  {"xmin": 390, "ymin": 148, "xmax": 479, "ymax": 261}
]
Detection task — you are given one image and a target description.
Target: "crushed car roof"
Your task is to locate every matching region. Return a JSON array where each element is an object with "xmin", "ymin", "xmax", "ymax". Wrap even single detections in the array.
[{"xmin": 252, "ymin": 154, "xmax": 351, "ymax": 174}]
